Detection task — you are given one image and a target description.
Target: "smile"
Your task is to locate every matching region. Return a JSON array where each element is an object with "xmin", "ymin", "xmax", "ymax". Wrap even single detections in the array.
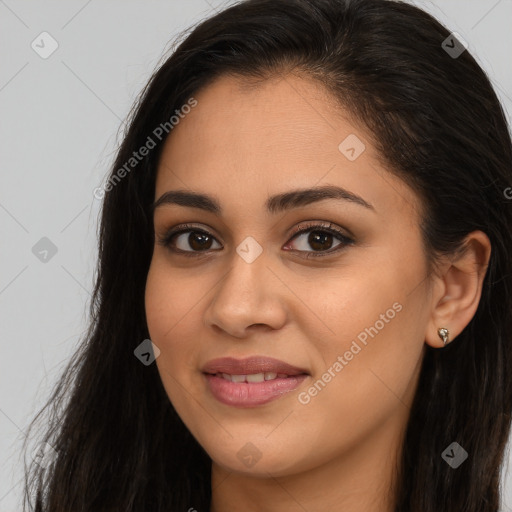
[{"xmin": 213, "ymin": 372, "xmax": 289, "ymax": 382}]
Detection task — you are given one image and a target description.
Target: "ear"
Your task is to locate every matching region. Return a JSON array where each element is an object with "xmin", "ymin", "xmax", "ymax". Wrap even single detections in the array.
[{"xmin": 425, "ymin": 230, "xmax": 491, "ymax": 348}]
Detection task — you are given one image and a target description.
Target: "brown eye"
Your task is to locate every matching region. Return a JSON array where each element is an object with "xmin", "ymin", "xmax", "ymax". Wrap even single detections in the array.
[
  {"xmin": 180, "ymin": 231, "xmax": 213, "ymax": 251},
  {"xmin": 290, "ymin": 230, "xmax": 338, "ymax": 252},
  {"xmin": 284, "ymin": 222, "xmax": 354, "ymax": 258},
  {"xmin": 160, "ymin": 228, "xmax": 221, "ymax": 253}
]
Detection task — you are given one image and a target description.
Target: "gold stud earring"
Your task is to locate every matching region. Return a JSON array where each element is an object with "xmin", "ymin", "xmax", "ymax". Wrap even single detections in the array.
[{"xmin": 438, "ymin": 327, "xmax": 450, "ymax": 346}]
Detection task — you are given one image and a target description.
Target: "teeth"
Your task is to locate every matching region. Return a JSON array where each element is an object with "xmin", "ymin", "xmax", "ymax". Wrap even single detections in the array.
[
  {"xmin": 246, "ymin": 373, "xmax": 265, "ymax": 383},
  {"xmin": 218, "ymin": 372, "xmax": 284, "ymax": 382}
]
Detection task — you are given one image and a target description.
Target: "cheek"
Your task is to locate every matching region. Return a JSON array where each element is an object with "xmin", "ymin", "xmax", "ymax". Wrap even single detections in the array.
[
  {"xmin": 145, "ymin": 262, "xmax": 212, "ymax": 447},
  {"xmin": 304, "ymin": 260, "xmax": 426, "ymax": 425},
  {"xmin": 144, "ymin": 261, "xmax": 203, "ymax": 383},
  {"xmin": 292, "ymin": 307, "xmax": 422, "ymax": 470},
  {"xmin": 145, "ymin": 259, "xmax": 200, "ymax": 339}
]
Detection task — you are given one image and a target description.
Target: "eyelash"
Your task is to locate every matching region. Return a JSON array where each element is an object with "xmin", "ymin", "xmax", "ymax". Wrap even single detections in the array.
[{"xmin": 156, "ymin": 221, "xmax": 354, "ymax": 259}]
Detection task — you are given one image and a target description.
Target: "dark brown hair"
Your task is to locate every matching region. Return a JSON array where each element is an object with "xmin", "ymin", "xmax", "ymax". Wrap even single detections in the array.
[{"xmin": 23, "ymin": 0, "xmax": 512, "ymax": 510}]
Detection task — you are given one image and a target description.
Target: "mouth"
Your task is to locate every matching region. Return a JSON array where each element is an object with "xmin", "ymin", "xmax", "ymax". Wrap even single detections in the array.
[
  {"xmin": 205, "ymin": 371, "xmax": 303, "ymax": 382},
  {"xmin": 201, "ymin": 356, "xmax": 310, "ymax": 407}
]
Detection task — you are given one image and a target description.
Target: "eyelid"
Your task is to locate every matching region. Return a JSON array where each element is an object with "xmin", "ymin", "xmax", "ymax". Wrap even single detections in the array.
[
  {"xmin": 156, "ymin": 222, "xmax": 219, "ymax": 246},
  {"xmin": 287, "ymin": 221, "xmax": 353, "ymax": 243}
]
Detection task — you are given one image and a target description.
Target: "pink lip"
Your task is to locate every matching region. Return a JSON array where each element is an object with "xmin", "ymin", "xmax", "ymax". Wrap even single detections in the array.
[
  {"xmin": 202, "ymin": 356, "xmax": 309, "ymax": 376},
  {"xmin": 202, "ymin": 356, "xmax": 310, "ymax": 408},
  {"xmin": 203, "ymin": 373, "xmax": 309, "ymax": 407}
]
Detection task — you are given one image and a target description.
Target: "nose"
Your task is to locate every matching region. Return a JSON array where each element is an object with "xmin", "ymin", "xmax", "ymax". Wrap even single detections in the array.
[{"xmin": 203, "ymin": 251, "xmax": 287, "ymax": 339}]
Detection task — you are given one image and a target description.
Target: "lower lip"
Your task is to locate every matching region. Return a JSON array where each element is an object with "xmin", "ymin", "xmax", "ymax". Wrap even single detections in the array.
[{"xmin": 203, "ymin": 373, "xmax": 308, "ymax": 407}]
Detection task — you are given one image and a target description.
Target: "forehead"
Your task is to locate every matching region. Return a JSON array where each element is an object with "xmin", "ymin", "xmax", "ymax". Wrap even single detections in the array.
[
  {"xmin": 154, "ymin": 73, "xmax": 420, "ymax": 223},
  {"xmin": 158, "ymin": 73, "xmax": 353, "ymax": 171}
]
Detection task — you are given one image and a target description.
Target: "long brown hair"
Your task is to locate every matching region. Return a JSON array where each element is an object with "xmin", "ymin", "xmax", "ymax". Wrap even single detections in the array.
[{"xmin": 23, "ymin": 0, "xmax": 512, "ymax": 510}]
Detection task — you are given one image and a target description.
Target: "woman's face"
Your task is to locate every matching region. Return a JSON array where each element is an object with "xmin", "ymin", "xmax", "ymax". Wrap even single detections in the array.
[{"xmin": 145, "ymin": 73, "xmax": 432, "ymax": 479}]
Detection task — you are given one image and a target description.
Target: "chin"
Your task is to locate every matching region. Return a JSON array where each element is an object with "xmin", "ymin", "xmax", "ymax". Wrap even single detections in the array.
[{"xmin": 206, "ymin": 438, "xmax": 307, "ymax": 477}]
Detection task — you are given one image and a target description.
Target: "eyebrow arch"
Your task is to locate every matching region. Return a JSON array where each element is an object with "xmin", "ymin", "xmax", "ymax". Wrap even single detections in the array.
[{"xmin": 151, "ymin": 185, "xmax": 375, "ymax": 215}]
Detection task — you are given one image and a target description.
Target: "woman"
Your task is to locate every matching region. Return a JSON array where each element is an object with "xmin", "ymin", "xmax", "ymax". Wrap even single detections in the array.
[{"xmin": 22, "ymin": 0, "xmax": 512, "ymax": 510}]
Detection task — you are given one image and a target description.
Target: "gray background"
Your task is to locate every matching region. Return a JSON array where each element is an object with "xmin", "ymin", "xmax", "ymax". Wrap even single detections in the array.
[{"xmin": 1, "ymin": 1, "xmax": 511, "ymax": 510}]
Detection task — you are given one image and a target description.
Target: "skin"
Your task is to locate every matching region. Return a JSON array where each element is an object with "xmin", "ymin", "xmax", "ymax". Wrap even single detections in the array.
[{"xmin": 144, "ymin": 72, "xmax": 491, "ymax": 512}]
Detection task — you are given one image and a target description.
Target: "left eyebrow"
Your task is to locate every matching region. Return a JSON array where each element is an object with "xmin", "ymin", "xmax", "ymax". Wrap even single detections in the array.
[{"xmin": 151, "ymin": 184, "xmax": 375, "ymax": 215}]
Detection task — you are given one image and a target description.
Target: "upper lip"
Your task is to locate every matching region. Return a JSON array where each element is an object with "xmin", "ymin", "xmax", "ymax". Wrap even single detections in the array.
[{"xmin": 202, "ymin": 356, "xmax": 309, "ymax": 376}]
